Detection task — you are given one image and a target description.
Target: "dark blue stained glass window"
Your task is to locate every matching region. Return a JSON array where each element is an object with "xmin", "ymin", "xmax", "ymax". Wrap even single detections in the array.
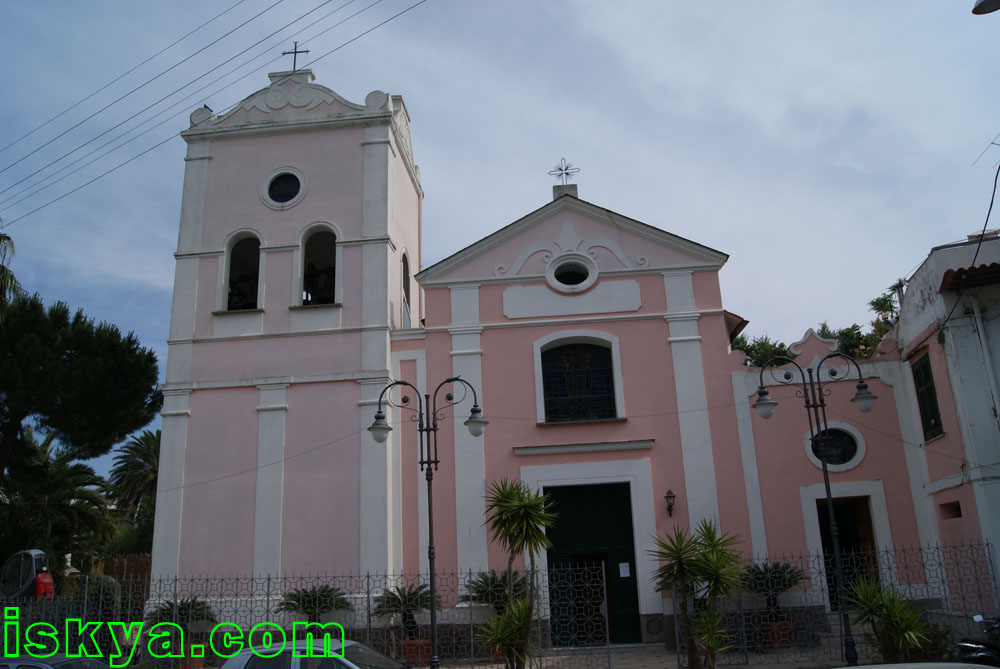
[{"xmin": 542, "ymin": 343, "xmax": 616, "ymax": 422}]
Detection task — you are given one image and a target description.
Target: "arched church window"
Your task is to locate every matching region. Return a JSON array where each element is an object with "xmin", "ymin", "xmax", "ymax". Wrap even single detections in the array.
[
  {"xmin": 228, "ymin": 237, "xmax": 260, "ymax": 310},
  {"xmin": 402, "ymin": 253, "xmax": 411, "ymax": 328},
  {"xmin": 302, "ymin": 230, "xmax": 336, "ymax": 305},
  {"xmin": 541, "ymin": 342, "xmax": 616, "ymax": 422}
]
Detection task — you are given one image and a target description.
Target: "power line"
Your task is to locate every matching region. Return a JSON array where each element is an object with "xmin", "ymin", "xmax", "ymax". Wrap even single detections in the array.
[
  {"xmin": 0, "ymin": 0, "xmax": 251, "ymax": 158},
  {"xmin": 0, "ymin": 0, "xmax": 291, "ymax": 181},
  {"xmin": 0, "ymin": 0, "xmax": 428, "ymax": 229},
  {"xmin": 938, "ymin": 160, "xmax": 1000, "ymax": 328},
  {"xmin": 0, "ymin": 0, "xmax": 381, "ymax": 212}
]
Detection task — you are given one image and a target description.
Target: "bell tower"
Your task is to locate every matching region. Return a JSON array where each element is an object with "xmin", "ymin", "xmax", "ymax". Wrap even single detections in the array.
[{"xmin": 152, "ymin": 70, "xmax": 421, "ymax": 578}]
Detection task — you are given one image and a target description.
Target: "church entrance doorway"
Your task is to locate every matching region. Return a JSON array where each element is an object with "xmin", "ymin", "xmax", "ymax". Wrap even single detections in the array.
[
  {"xmin": 816, "ymin": 496, "xmax": 877, "ymax": 609},
  {"xmin": 544, "ymin": 482, "xmax": 641, "ymax": 644}
]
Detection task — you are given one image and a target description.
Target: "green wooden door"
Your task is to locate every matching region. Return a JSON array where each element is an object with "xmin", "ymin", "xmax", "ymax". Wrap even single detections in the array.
[{"xmin": 544, "ymin": 483, "xmax": 641, "ymax": 644}]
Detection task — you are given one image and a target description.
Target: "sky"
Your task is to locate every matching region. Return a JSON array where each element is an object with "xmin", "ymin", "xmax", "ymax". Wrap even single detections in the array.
[{"xmin": 1, "ymin": 1, "xmax": 999, "ymax": 476}]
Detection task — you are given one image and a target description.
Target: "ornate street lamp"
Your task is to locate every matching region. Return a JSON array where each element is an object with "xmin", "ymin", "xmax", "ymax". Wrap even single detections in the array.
[
  {"xmin": 368, "ymin": 376, "xmax": 487, "ymax": 669},
  {"xmin": 973, "ymin": 0, "xmax": 1000, "ymax": 14},
  {"xmin": 751, "ymin": 353, "xmax": 876, "ymax": 667}
]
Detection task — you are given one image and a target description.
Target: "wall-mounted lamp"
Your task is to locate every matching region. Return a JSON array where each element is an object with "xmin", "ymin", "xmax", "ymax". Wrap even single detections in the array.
[{"xmin": 664, "ymin": 489, "xmax": 676, "ymax": 517}]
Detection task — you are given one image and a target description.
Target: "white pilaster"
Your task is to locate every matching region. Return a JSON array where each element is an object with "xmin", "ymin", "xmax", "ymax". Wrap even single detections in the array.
[
  {"xmin": 450, "ymin": 285, "xmax": 489, "ymax": 571},
  {"xmin": 357, "ymin": 121, "xmax": 394, "ymax": 573},
  {"xmin": 664, "ymin": 271, "xmax": 720, "ymax": 525},
  {"xmin": 150, "ymin": 390, "xmax": 191, "ymax": 579},
  {"xmin": 732, "ymin": 371, "xmax": 769, "ymax": 557},
  {"xmin": 178, "ymin": 142, "xmax": 210, "ymax": 255},
  {"xmin": 392, "ymin": 351, "xmax": 428, "ymax": 573}
]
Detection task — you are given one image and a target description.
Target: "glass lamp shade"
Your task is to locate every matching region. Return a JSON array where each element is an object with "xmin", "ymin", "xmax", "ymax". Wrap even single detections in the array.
[
  {"xmin": 973, "ymin": 0, "xmax": 1000, "ymax": 14},
  {"xmin": 464, "ymin": 405, "xmax": 488, "ymax": 437},
  {"xmin": 851, "ymin": 382, "xmax": 877, "ymax": 414},
  {"xmin": 751, "ymin": 387, "xmax": 778, "ymax": 419},
  {"xmin": 368, "ymin": 410, "xmax": 392, "ymax": 443}
]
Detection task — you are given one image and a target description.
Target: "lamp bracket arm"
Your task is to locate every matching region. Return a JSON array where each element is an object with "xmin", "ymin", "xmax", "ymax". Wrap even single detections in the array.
[
  {"xmin": 431, "ymin": 376, "xmax": 480, "ymax": 415},
  {"xmin": 815, "ymin": 353, "xmax": 865, "ymax": 384},
  {"xmin": 378, "ymin": 380, "xmax": 424, "ymax": 416},
  {"xmin": 756, "ymin": 356, "xmax": 807, "ymax": 388}
]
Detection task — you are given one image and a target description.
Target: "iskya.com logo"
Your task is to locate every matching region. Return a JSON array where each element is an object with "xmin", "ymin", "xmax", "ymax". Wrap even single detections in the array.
[{"xmin": 3, "ymin": 607, "xmax": 345, "ymax": 667}]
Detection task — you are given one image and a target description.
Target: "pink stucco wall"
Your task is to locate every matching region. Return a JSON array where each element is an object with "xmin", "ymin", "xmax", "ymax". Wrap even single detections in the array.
[
  {"xmin": 179, "ymin": 387, "xmax": 258, "ymax": 575},
  {"xmin": 200, "ymin": 130, "xmax": 365, "ymax": 248},
  {"xmin": 748, "ymin": 374, "xmax": 921, "ymax": 555},
  {"xmin": 281, "ymin": 381, "xmax": 362, "ymax": 573}
]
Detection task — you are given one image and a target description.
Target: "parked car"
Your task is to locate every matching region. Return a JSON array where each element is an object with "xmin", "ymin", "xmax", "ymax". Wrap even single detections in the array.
[
  {"xmin": 222, "ymin": 640, "xmax": 408, "ymax": 669},
  {"xmin": 0, "ymin": 656, "xmax": 108, "ymax": 669}
]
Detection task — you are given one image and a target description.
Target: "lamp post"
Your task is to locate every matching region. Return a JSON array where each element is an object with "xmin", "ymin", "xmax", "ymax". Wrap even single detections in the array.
[
  {"xmin": 750, "ymin": 353, "xmax": 876, "ymax": 667},
  {"xmin": 368, "ymin": 376, "xmax": 487, "ymax": 669}
]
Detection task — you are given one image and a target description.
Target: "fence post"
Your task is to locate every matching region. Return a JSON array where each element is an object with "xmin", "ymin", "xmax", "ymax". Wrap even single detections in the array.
[
  {"xmin": 365, "ymin": 572, "xmax": 372, "ymax": 646},
  {"xmin": 266, "ymin": 574, "xmax": 272, "ymax": 620},
  {"xmin": 82, "ymin": 573, "xmax": 90, "ymax": 622},
  {"xmin": 467, "ymin": 569, "xmax": 473, "ymax": 667},
  {"xmin": 172, "ymin": 575, "xmax": 179, "ymax": 669},
  {"xmin": 600, "ymin": 562, "xmax": 611, "ymax": 669}
]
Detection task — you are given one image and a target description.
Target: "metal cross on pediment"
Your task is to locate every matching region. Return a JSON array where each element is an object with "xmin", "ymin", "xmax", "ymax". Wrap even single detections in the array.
[
  {"xmin": 549, "ymin": 157, "xmax": 580, "ymax": 185},
  {"xmin": 282, "ymin": 41, "xmax": 310, "ymax": 71}
]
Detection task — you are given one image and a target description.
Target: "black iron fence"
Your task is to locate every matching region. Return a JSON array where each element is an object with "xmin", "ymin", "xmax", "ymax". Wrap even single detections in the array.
[
  {"xmin": 6, "ymin": 544, "xmax": 996, "ymax": 669},
  {"xmin": 674, "ymin": 543, "xmax": 999, "ymax": 667},
  {"xmin": 6, "ymin": 566, "xmax": 611, "ymax": 669}
]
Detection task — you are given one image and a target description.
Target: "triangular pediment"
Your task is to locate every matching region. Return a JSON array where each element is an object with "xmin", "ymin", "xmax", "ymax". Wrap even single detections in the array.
[
  {"xmin": 417, "ymin": 194, "xmax": 728, "ymax": 285},
  {"xmin": 184, "ymin": 70, "xmax": 392, "ymax": 133}
]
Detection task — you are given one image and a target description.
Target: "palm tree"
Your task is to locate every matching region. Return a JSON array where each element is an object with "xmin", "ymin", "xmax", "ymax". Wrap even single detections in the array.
[
  {"xmin": 0, "ymin": 429, "xmax": 117, "ymax": 561},
  {"xmin": 0, "ymin": 229, "xmax": 21, "ymax": 316},
  {"xmin": 276, "ymin": 585, "xmax": 352, "ymax": 623},
  {"xmin": 109, "ymin": 429, "xmax": 160, "ymax": 515},
  {"xmin": 483, "ymin": 478, "xmax": 557, "ymax": 669},
  {"xmin": 650, "ymin": 520, "xmax": 743, "ymax": 669}
]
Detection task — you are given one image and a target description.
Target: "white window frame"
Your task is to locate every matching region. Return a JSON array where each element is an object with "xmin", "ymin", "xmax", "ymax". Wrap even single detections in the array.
[
  {"xmin": 296, "ymin": 222, "xmax": 343, "ymax": 306},
  {"xmin": 260, "ymin": 165, "xmax": 307, "ymax": 211},
  {"xmin": 533, "ymin": 329, "xmax": 626, "ymax": 424},
  {"xmin": 803, "ymin": 420, "xmax": 867, "ymax": 472},
  {"xmin": 218, "ymin": 228, "xmax": 264, "ymax": 312}
]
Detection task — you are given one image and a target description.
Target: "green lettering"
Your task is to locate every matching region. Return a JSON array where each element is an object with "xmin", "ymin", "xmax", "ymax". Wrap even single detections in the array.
[
  {"xmin": 64, "ymin": 619, "xmax": 102, "ymax": 658},
  {"xmin": 291, "ymin": 621, "xmax": 344, "ymax": 657},
  {"xmin": 146, "ymin": 623, "xmax": 184, "ymax": 659},
  {"xmin": 4, "ymin": 607, "xmax": 19, "ymax": 657},
  {"xmin": 248, "ymin": 623, "xmax": 286, "ymax": 658},
  {"xmin": 24, "ymin": 622, "xmax": 59, "ymax": 657},
  {"xmin": 107, "ymin": 622, "xmax": 144, "ymax": 668},
  {"xmin": 209, "ymin": 623, "xmax": 244, "ymax": 658}
]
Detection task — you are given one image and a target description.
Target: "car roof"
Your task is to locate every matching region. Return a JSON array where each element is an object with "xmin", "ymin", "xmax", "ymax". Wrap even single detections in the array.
[
  {"xmin": 230, "ymin": 639, "xmax": 357, "ymax": 657},
  {"xmin": 1, "ymin": 657, "xmax": 106, "ymax": 665}
]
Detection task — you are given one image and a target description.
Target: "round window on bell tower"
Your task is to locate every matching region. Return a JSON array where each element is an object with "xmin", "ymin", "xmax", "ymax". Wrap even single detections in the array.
[{"xmin": 268, "ymin": 173, "xmax": 300, "ymax": 203}]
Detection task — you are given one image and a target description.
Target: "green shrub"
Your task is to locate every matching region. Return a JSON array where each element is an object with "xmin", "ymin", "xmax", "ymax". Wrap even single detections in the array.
[
  {"xmin": 275, "ymin": 585, "xmax": 351, "ymax": 623},
  {"xmin": 847, "ymin": 575, "xmax": 928, "ymax": 663}
]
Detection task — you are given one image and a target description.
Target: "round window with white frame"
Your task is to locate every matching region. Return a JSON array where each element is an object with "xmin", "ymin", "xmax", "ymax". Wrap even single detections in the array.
[
  {"xmin": 545, "ymin": 253, "xmax": 598, "ymax": 294},
  {"xmin": 261, "ymin": 166, "xmax": 307, "ymax": 210},
  {"xmin": 804, "ymin": 422, "xmax": 866, "ymax": 472}
]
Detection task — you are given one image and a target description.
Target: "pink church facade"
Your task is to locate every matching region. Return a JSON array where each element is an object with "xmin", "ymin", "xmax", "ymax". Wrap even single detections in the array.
[{"xmin": 151, "ymin": 70, "xmax": 995, "ymax": 643}]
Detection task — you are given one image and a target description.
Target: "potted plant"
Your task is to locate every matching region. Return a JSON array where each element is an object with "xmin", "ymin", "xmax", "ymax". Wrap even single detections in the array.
[
  {"xmin": 476, "ymin": 598, "xmax": 533, "ymax": 668},
  {"xmin": 145, "ymin": 597, "xmax": 218, "ymax": 669},
  {"xmin": 742, "ymin": 561, "xmax": 805, "ymax": 649},
  {"xmin": 463, "ymin": 570, "xmax": 527, "ymax": 615},
  {"xmin": 373, "ymin": 583, "xmax": 434, "ymax": 665},
  {"xmin": 275, "ymin": 584, "xmax": 352, "ymax": 623}
]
